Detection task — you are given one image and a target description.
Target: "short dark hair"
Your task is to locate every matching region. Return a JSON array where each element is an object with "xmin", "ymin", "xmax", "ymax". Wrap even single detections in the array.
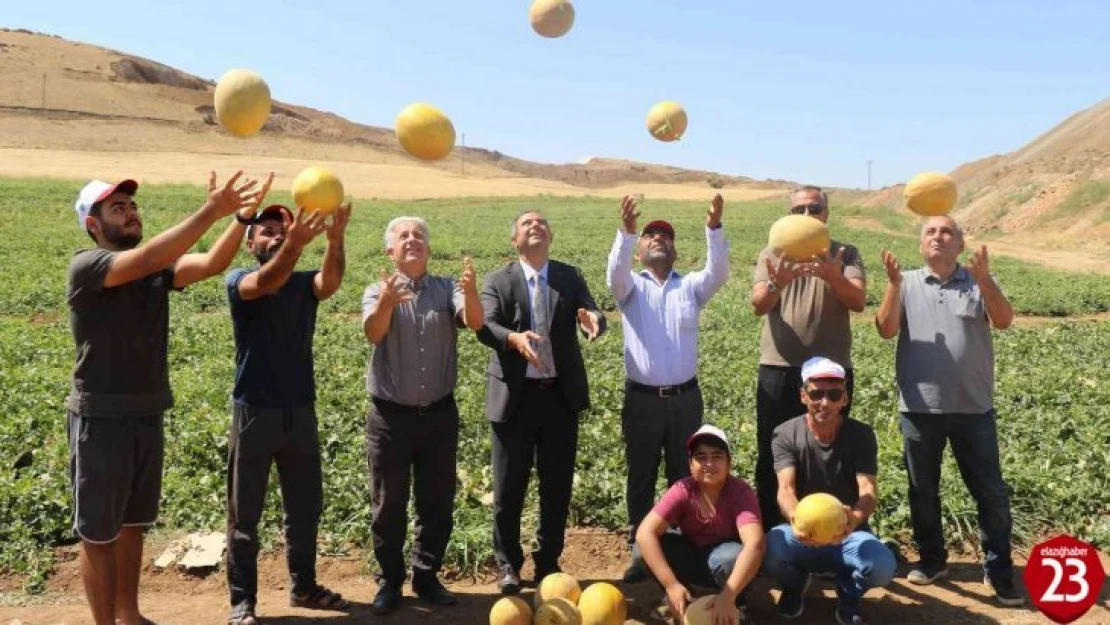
[
  {"xmin": 791, "ymin": 185, "xmax": 829, "ymax": 207},
  {"xmin": 84, "ymin": 200, "xmax": 104, "ymax": 242}
]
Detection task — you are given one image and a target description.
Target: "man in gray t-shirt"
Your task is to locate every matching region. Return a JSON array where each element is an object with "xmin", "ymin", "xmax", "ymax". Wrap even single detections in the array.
[
  {"xmin": 360, "ymin": 216, "xmax": 483, "ymax": 614},
  {"xmin": 66, "ymin": 172, "xmax": 269, "ymax": 625},
  {"xmin": 875, "ymin": 215, "xmax": 1024, "ymax": 607}
]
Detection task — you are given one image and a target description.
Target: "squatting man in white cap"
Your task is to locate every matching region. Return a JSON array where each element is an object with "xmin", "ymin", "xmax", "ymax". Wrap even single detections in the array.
[
  {"xmin": 66, "ymin": 171, "xmax": 272, "ymax": 625},
  {"xmin": 762, "ymin": 356, "xmax": 895, "ymax": 625},
  {"xmin": 633, "ymin": 424, "xmax": 765, "ymax": 625}
]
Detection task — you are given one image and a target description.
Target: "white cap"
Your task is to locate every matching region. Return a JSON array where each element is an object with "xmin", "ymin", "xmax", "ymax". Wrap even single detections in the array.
[
  {"xmin": 801, "ymin": 356, "xmax": 846, "ymax": 383},
  {"xmin": 74, "ymin": 179, "xmax": 138, "ymax": 227},
  {"xmin": 686, "ymin": 424, "xmax": 730, "ymax": 454}
]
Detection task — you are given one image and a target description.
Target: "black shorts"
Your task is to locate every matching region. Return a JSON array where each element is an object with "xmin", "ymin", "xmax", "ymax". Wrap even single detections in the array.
[{"xmin": 67, "ymin": 411, "xmax": 164, "ymax": 544}]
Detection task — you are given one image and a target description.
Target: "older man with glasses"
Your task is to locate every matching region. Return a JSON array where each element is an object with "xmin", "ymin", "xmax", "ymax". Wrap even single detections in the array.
[{"xmin": 749, "ymin": 186, "xmax": 867, "ymax": 531}]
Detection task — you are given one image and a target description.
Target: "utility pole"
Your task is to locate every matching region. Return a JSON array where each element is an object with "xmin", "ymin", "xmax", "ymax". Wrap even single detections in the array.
[
  {"xmin": 461, "ymin": 132, "xmax": 466, "ymax": 176},
  {"xmin": 867, "ymin": 160, "xmax": 872, "ymax": 191}
]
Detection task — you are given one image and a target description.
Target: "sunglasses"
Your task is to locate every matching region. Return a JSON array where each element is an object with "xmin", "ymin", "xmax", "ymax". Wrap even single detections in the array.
[
  {"xmin": 790, "ymin": 203, "xmax": 826, "ymax": 216},
  {"xmin": 805, "ymin": 388, "xmax": 844, "ymax": 402}
]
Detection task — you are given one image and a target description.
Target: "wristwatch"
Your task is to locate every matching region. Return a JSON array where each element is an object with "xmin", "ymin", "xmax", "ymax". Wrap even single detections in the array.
[
  {"xmin": 766, "ymin": 280, "xmax": 779, "ymax": 294},
  {"xmin": 235, "ymin": 212, "xmax": 254, "ymax": 225}
]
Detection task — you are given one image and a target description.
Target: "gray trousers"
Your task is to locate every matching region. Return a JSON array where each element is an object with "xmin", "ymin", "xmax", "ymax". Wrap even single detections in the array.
[
  {"xmin": 622, "ymin": 383, "xmax": 703, "ymax": 545},
  {"xmin": 226, "ymin": 403, "xmax": 322, "ymax": 609}
]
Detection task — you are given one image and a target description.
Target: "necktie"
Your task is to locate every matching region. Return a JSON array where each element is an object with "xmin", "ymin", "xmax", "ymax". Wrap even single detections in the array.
[{"xmin": 531, "ymin": 275, "xmax": 556, "ymax": 375}]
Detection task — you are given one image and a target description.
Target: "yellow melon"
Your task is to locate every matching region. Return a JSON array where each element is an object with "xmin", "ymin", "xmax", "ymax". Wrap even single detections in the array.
[
  {"xmin": 213, "ymin": 69, "xmax": 271, "ymax": 138},
  {"xmin": 535, "ymin": 597, "xmax": 582, "ymax": 625},
  {"xmin": 767, "ymin": 214, "xmax": 831, "ymax": 261},
  {"xmin": 683, "ymin": 594, "xmax": 738, "ymax": 625},
  {"xmin": 530, "ymin": 0, "xmax": 575, "ymax": 38},
  {"xmin": 646, "ymin": 101, "xmax": 688, "ymax": 142},
  {"xmin": 577, "ymin": 582, "xmax": 626, "ymax": 625},
  {"xmin": 535, "ymin": 572, "xmax": 581, "ymax": 609},
  {"xmin": 395, "ymin": 103, "xmax": 456, "ymax": 161},
  {"xmin": 793, "ymin": 492, "xmax": 849, "ymax": 546},
  {"xmin": 291, "ymin": 166, "xmax": 344, "ymax": 214},
  {"xmin": 489, "ymin": 595, "xmax": 532, "ymax": 625},
  {"xmin": 904, "ymin": 171, "xmax": 957, "ymax": 216}
]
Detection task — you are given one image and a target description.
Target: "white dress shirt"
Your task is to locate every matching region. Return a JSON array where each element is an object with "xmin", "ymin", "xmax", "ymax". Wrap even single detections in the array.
[
  {"xmin": 606, "ymin": 226, "xmax": 730, "ymax": 386},
  {"xmin": 519, "ymin": 260, "xmax": 556, "ymax": 379}
]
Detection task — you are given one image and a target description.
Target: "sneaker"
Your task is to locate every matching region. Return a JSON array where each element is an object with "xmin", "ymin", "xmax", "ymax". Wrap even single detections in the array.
[
  {"xmin": 907, "ymin": 563, "xmax": 949, "ymax": 585},
  {"xmin": 984, "ymin": 574, "xmax": 1026, "ymax": 607},
  {"xmin": 835, "ymin": 603, "xmax": 868, "ymax": 625},
  {"xmin": 776, "ymin": 574, "xmax": 811, "ymax": 619}
]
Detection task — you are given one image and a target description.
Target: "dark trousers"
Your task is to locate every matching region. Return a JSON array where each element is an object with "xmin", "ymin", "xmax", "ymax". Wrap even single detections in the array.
[
  {"xmin": 622, "ymin": 384, "xmax": 703, "ymax": 545},
  {"xmin": 366, "ymin": 396, "xmax": 460, "ymax": 585},
  {"xmin": 226, "ymin": 404, "xmax": 322, "ymax": 609},
  {"xmin": 755, "ymin": 365, "xmax": 855, "ymax": 530},
  {"xmin": 491, "ymin": 383, "xmax": 579, "ymax": 573},
  {"xmin": 900, "ymin": 411, "xmax": 1014, "ymax": 576},
  {"xmin": 632, "ymin": 534, "xmax": 750, "ymax": 604}
]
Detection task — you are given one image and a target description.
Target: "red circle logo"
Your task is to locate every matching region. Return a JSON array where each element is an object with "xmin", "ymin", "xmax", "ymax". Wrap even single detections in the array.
[{"xmin": 1024, "ymin": 535, "xmax": 1106, "ymax": 624}]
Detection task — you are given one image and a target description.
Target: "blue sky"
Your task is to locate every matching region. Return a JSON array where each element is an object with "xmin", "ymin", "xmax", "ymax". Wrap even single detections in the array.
[{"xmin": 6, "ymin": 1, "xmax": 1108, "ymax": 189}]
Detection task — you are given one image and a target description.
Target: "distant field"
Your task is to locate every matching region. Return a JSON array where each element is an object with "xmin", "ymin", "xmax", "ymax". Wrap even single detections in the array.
[{"xmin": 1, "ymin": 176, "xmax": 1107, "ymax": 592}]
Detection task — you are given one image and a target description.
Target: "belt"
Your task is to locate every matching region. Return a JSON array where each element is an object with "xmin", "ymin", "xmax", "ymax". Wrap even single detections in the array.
[
  {"xmin": 371, "ymin": 393, "xmax": 455, "ymax": 415},
  {"xmin": 524, "ymin": 377, "xmax": 559, "ymax": 391},
  {"xmin": 627, "ymin": 377, "xmax": 699, "ymax": 398}
]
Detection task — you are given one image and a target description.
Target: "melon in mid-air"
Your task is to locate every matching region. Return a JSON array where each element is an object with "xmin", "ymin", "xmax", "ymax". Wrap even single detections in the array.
[
  {"xmin": 767, "ymin": 214, "xmax": 831, "ymax": 261},
  {"xmin": 395, "ymin": 103, "xmax": 456, "ymax": 161},
  {"xmin": 793, "ymin": 492, "xmax": 849, "ymax": 546},
  {"xmin": 683, "ymin": 595, "xmax": 738, "ymax": 625},
  {"xmin": 904, "ymin": 171, "xmax": 957, "ymax": 216},
  {"xmin": 535, "ymin": 572, "xmax": 582, "ymax": 609},
  {"xmin": 291, "ymin": 166, "xmax": 344, "ymax": 214},
  {"xmin": 213, "ymin": 69, "xmax": 272, "ymax": 138},
  {"xmin": 646, "ymin": 101, "xmax": 688, "ymax": 142},
  {"xmin": 489, "ymin": 596, "xmax": 532, "ymax": 625},
  {"xmin": 577, "ymin": 582, "xmax": 626, "ymax": 625},
  {"xmin": 534, "ymin": 597, "xmax": 582, "ymax": 625},
  {"xmin": 530, "ymin": 0, "xmax": 575, "ymax": 38}
]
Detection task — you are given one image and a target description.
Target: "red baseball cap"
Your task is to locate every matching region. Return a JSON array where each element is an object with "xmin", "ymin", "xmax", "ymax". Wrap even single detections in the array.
[
  {"xmin": 255, "ymin": 204, "xmax": 294, "ymax": 224},
  {"xmin": 641, "ymin": 220, "xmax": 675, "ymax": 239}
]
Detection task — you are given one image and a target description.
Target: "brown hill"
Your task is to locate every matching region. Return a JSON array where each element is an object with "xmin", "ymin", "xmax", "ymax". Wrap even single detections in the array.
[{"xmin": 0, "ymin": 28, "xmax": 791, "ymax": 201}]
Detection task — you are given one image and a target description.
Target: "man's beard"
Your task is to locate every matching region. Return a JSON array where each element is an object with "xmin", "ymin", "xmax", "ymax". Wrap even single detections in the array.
[
  {"xmin": 254, "ymin": 242, "xmax": 281, "ymax": 266},
  {"xmin": 102, "ymin": 222, "xmax": 142, "ymax": 250}
]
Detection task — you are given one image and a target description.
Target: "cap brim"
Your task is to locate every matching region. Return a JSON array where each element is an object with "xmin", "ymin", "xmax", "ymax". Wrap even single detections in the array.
[
  {"xmin": 686, "ymin": 433, "xmax": 729, "ymax": 454},
  {"xmin": 642, "ymin": 221, "xmax": 675, "ymax": 239},
  {"xmin": 93, "ymin": 179, "xmax": 138, "ymax": 204},
  {"xmin": 255, "ymin": 204, "xmax": 294, "ymax": 224}
]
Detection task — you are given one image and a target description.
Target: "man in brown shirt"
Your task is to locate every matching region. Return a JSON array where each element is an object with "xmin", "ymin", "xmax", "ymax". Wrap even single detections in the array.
[{"xmin": 750, "ymin": 186, "xmax": 866, "ymax": 529}]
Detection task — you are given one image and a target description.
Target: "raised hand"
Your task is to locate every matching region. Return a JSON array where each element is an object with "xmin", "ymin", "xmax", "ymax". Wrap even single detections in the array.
[
  {"xmin": 765, "ymin": 255, "xmax": 804, "ymax": 290},
  {"xmin": 620, "ymin": 194, "xmax": 642, "ymax": 234},
  {"xmin": 507, "ymin": 331, "xmax": 545, "ymax": 370},
  {"xmin": 325, "ymin": 202, "xmax": 352, "ymax": 243},
  {"xmin": 577, "ymin": 308, "xmax": 600, "ymax": 341},
  {"xmin": 809, "ymin": 246, "xmax": 846, "ymax": 283},
  {"xmin": 458, "ymin": 256, "xmax": 477, "ymax": 295},
  {"xmin": 880, "ymin": 248, "xmax": 902, "ymax": 286},
  {"xmin": 967, "ymin": 245, "xmax": 991, "ymax": 285},
  {"xmin": 707, "ymin": 193, "xmax": 724, "ymax": 228},
  {"xmin": 377, "ymin": 269, "xmax": 415, "ymax": 308},
  {"xmin": 205, "ymin": 170, "xmax": 260, "ymax": 218},
  {"xmin": 287, "ymin": 208, "xmax": 327, "ymax": 250}
]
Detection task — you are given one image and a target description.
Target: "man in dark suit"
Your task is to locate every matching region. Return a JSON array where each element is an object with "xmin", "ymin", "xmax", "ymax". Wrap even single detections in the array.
[{"xmin": 477, "ymin": 210, "xmax": 606, "ymax": 595}]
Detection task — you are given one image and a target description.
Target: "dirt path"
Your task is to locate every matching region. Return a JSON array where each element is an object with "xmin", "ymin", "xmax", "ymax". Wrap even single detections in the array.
[
  {"xmin": 841, "ymin": 217, "xmax": 1110, "ymax": 276},
  {"xmin": 2, "ymin": 532, "xmax": 1106, "ymax": 625}
]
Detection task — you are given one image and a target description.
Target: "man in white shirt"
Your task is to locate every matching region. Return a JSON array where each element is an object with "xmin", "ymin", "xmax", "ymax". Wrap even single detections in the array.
[{"xmin": 607, "ymin": 193, "xmax": 730, "ymax": 582}]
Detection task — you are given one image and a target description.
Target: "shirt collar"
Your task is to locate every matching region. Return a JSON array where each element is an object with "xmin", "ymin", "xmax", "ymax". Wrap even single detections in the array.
[
  {"xmin": 638, "ymin": 268, "xmax": 682, "ymax": 286},
  {"xmin": 520, "ymin": 260, "xmax": 549, "ymax": 283},
  {"xmin": 924, "ymin": 264, "xmax": 970, "ymax": 285}
]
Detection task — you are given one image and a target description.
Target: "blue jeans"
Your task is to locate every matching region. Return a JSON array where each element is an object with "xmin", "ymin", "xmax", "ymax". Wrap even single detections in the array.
[
  {"xmin": 900, "ymin": 411, "xmax": 1014, "ymax": 577},
  {"xmin": 763, "ymin": 524, "xmax": 895, "ymax": 611},
  {"xmin": 632, "ymin": 534, "xmax": 749, "ymax": 603}
]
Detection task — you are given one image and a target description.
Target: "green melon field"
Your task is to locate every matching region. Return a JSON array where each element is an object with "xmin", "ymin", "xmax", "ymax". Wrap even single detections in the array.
[{"xmin": 1, "ymin": 176, "xmax": 1107, "ymax": 592}]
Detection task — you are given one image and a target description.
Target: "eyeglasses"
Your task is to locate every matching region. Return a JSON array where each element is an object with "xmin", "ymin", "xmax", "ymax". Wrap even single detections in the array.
[
  {"xmin": 805, "ymin": 388, "xmax": 844, "ymax": 402},
  {"xmin": 790, "ymin": 203, "xmax": 826, "ymax": 216}
]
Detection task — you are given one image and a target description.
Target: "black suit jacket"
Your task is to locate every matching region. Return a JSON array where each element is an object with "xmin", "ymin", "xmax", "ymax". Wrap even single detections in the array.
[{"xmin": 476, "ymin": 259, "xmax": 607, "ymax": 423}]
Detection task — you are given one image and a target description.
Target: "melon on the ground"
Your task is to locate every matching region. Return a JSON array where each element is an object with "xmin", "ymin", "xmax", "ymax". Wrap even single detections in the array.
[
  {"xmin": 577, "ymin": 582, "xmax": 626, "ymax": 625},
  {"xmin": 530, "ymin": 0, "xmax": 575, "ymax": 38},
  {"xmin": 395, "ymin": 103, "xmax": 456, "ymax": 161},
  {"xmin": 291, "ymin": 166, "xmax": 344, "ymax": 214},
  {"xmin": 646, "ymin": 101, "xmax": 687, "ymax": 142},
  {"xmin": 904, "ymin": 171, "xmax": 957, "ymax": 216},
  {"xmin": 213, "ymin": 69, "xmax": 271, "ymax": 138},
  {"xmin": 683, "ymin": 594, "xmax": 738, "ymax": 625},
  {"xmin": 793, "ymin": 492, "xmax": 849, "ymax": 546},
  {"xmin": 767, "ymin": 214, "xmax": 830, "ymax": 261},
  {"xmin": 534, "ymin": 597, "xmax": 582, "ymax": 625},
  {"xmin": 489, "ymin": 595, "xmax": 532, "ymax": 625},
  {"xmin": 535, "ymin": 572, "xmax": 582, "ymax": 609}
]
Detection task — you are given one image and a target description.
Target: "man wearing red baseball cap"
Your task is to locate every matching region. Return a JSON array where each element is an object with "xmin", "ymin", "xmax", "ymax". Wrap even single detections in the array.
[
  {"xmin": 67, "ymin": 171, "xmax": 272, "ymax": 625},
  {"xmin": 606, "ymin": 193, "xmax": 730, "ymax": 583}
]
